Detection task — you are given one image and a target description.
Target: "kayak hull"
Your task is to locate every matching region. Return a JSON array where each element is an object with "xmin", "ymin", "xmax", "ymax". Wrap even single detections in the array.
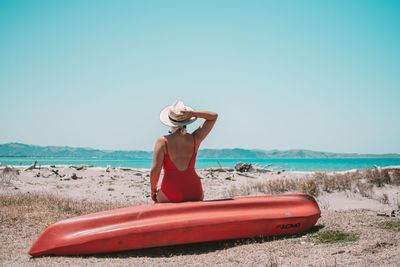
[{"xmin": 29, "ymin": 194, "xmax": 320, "ymax": 256}]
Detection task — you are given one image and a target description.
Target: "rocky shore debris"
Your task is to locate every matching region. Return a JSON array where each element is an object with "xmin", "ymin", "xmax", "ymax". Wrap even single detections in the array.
[
  {"xmin": 119, "ymin": 167, "xmax": 133, "ymax": 171},
  {"xmin": 70, "ymin": 165, "xmax": 93, "ymax": 171},
  {"xmin": 106, "ymin": 166, "xmax": 111, "ymax": 172},
  {"xmin": 71, "ymin": 173, "xmax": 80, "ymax": 180},
  {"xmin": 377, "ymin": 210, "xmax": 400, "ymax": 217},
  {"xmin": 60, "ymin": 173, "xmax": 82, "ymax": 181},
  {"xmin": 235, "ymin": 162, "xmax": 252, "ymax": 172},
  {"xmin": 233, "ymin": 161, "xmax": 286, "ymax": 173}
]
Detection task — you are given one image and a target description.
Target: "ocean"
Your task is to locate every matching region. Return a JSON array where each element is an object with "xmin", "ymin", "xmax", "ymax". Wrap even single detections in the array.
[{"xmin": 1, "ymin": 157, "xmax": 400, "ymax": 171}]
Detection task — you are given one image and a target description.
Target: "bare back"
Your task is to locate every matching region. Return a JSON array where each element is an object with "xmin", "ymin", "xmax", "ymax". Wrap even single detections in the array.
[{"xmin": 164, "ymin": 133, "xmax": 197, "ymax": 171}]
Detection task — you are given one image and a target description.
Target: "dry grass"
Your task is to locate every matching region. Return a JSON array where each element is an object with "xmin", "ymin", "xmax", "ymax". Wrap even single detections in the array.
[
  {"xmin": 390, "ymin": 170, "xmax": 400, "ymax": 185},
  {"xmin": 0, "ymin": 192, "xmax": 127, "ymax": 262},
  {"xmin": 365, "ymin": 169, "xmax": 390, "ymax": 187},
  {"xmin": 354, "ymin": 181, "xmax": 374, "ymax": 198},
  {"xmin": 298, "ymin": 178, "xmax": 319, "ymax": 196},
  {"xmin": 225, "ymin": 169, "xmax": 400, "ymax": 200},
  {"xmin": 225, "ymin": 177, "xmax": 319, "ymax": 198},
  {"xmin": 1, "ymin": 193, "xmax": 399, "ymax": 266},
  {"xmin": 380, "ymin": 193, "xmax": 390, "ymax": 205},
  {"xmin": 0, "ymin": 166, "xmax": 20, "ymax": 188},
  {"xmin": 0, "ymin": 192, "xmax": 125, "ymax": 219}
]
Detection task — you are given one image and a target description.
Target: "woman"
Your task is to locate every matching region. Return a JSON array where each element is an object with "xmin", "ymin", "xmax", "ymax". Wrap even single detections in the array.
[{"xmin": 150, "ymin": 101, "xmax": 218, "ymax": 203}]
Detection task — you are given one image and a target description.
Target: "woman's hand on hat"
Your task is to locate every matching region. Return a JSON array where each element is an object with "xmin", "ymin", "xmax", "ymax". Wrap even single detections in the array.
[{"xmin": 175, "ymin": 110, "xmax": 195, "ymax": 121}]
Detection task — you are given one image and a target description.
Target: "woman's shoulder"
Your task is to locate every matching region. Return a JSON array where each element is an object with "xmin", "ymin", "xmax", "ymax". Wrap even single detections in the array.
[
  {"xmin": 162, "ymin": 133, "xmax": 196, "ymax": 143},
  {"xmin": 155, "ymin": 136, "xmax": 166, "ymax": 145}
]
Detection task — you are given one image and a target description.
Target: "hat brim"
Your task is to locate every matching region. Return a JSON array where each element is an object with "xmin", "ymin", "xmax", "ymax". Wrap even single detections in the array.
[{"xmin": 159, "ymin": 105, "xmax": 197, "ymax": 127}]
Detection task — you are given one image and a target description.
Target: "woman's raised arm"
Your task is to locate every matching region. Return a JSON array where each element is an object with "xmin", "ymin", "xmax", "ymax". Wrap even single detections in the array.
[{"xmin": 187, "ymin": 111, "xmax": 218, "ymax": 144}]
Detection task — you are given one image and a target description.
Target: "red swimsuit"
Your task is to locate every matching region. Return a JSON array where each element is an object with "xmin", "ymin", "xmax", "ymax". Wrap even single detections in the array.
[{"xmin": 161, "ymin": 136, "xmax": 203, "ymax": 202}]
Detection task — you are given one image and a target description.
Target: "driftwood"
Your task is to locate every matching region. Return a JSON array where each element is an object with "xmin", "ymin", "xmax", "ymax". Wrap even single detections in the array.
[
  {"xmin": 235, "ymin": 172, "xmax": 257, "ymax": 179},
  {"xmin": 374, "ymin": 165, "xmax": 400, "ymax": 172},
  {"xmin": 373, "ymin": 165, "xmax": 381, "ymax": 171},
  {"xmin": 24, "ymin": 160, "xmax": 37, "ymax": 171},
  {"xmin": 119, "ymin": 167, "xmax": 133, "ymax": 171},
  {"xmin": 202, "ymin": 167, "xmax": 234, "ymax": 172},
  {"xmin": 381, "ymin": 165, "xmax": 400, "ymax": 171},
  {"xmin": 377, "ymin": 210, "xmax": 400, "ymax": 217},
  {"xmin": 262, "ymin": 163, "xmax": 273, "ymax": 169},
  {"xmin": 251, "ymin": 166, "xmax": 273, "ymax": 173}
]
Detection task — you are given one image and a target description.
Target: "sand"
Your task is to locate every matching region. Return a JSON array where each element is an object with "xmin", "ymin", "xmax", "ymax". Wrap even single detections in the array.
[
  {"xmin": 0, "ymin": 164, "xmax": 399, "ymax": 266},
  {"xmin": 2, "ymin": 165, "xmax": 399, "ymax": 211}
]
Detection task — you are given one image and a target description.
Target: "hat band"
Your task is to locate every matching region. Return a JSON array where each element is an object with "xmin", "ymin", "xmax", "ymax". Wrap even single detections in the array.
[{"xmin": 168, "ymin": 115, "xmax": 188, "ymax": 123}]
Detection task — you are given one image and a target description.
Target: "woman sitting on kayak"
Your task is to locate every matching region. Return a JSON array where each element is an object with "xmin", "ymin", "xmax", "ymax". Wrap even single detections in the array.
[{"xmin": 150, "ymin": 101, "xmax": 218, "ymax": 203}]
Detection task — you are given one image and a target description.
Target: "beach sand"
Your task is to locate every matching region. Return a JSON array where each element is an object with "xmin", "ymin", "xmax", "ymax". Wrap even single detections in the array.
[{"xmin": 1, "ymin": 164, "xmax": 399, "ymax": 266}]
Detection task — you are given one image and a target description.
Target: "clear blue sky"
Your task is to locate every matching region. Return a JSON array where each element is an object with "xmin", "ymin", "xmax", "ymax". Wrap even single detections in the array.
[{"xmin": 1, "ymin": 1, "xmax": 399, "ymax": 153}]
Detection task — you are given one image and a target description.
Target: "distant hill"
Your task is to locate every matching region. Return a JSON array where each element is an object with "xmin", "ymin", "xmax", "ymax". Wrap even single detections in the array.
[
  {"xmin": 0, "ymin": 143, "xmax": 152, "ymax": 159},
  {"xmin": 0, "ymin": 143, "xmax": 399, "ymax": 159},
  {"xmin": 198, "ymin": 148, "xmax": 400, "ymax": 159}
]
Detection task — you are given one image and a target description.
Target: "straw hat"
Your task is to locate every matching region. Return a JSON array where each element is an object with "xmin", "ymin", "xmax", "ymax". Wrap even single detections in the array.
[{"xmin": 159, "ymin": 101, "xmax": 197, "ymax": 127}]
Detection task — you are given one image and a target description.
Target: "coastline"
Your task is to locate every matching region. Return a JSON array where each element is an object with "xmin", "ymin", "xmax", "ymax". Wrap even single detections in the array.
[{"xmin": 1, "ymin": 157, "xmax": 400, "ymax": 171}]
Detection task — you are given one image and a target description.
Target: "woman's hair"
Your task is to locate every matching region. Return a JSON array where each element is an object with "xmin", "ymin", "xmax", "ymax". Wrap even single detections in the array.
[{"xmin": 169, "ymin": 125, "xmax": 187, "ymax": 134}]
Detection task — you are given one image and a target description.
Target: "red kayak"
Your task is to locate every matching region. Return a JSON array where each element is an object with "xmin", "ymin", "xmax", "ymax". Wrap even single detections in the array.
[{"xmin": 29, "ymin": 194, "xmax": 320, "ymax": 257}]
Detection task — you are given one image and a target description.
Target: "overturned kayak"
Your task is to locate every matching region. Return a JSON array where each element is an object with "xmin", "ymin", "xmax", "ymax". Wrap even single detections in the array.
[{"xmin": 29, "ymin": 194, "xmax": 320, "ymax": 256}]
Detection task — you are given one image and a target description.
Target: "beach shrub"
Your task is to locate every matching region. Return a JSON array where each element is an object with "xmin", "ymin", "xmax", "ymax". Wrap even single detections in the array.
[
  {"xmin": 310, "ymin": 230, "xmax": 359, "ymax": 243},
  {"xmin": 322, "ymin": 176, "xmax": 336, "ymax": 193},
  {"xmin": 225, "ymin": 168, "xmax": 397, "ymax": 200},
  {"xmin": 334, "ymin": 174, "xmax": 352, "ymax": 191},
  {"xmin": 348, "ymin": 170, "xmax": 363, "ymax": 180},
  {"xmin": 364, "ymin": 169, "xmax": 391, "ymax": 187},
  {"xmin": 226, "ymin": 178, "xmax": 301, "ymax": 198},
  {"xmin": 390, "ymin": 170, "xmax": 400, "ymax": 185},
  {"xmin": 379, "ymin": 193, "xmax": 389, "ymax": 204},
  {"xmin": 354, "ymin": 181, "xmax": 373, "ymax": 198},
  {"xmin": 313, "ymin": 171, "xmax": 353, "ymax": 193},
  {"xmin": 267, "ymin": 179, "xmax": 288, "ymax": 194},
  {"xmin": 380, "ymin": 169, "xmax": 392, "ymax": 185},
  {"xmin": 0, "ymin": 167, "xmax": 20, "ymax": 188},
  {"xmin": 377, "ymin": 220, "xmax": 400, "ymax": 232},
  {"xmin": 313, "ymin": 172, "xmax": 334, "ymax": 193},
  {"xmin": 299, "ymin": 178, "xmax": 319, "ymax": 197},
  {"xmin": 2, "ymin": 166, "xmax": 20, "ymax": 175}
]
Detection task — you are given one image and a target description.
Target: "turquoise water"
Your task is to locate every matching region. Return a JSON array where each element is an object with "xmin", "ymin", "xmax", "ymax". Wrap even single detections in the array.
[{"xmin": 1, "ymin": 157, "xmax": 400, "ymax": 171}]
